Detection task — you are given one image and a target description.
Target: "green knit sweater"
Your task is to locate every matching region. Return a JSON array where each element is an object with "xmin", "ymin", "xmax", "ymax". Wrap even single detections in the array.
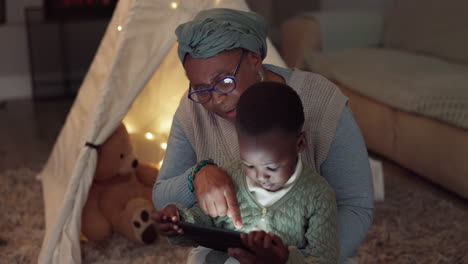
[{"xmin": 170, "ymin": 161, "xmax": 339, "ymax": 264}]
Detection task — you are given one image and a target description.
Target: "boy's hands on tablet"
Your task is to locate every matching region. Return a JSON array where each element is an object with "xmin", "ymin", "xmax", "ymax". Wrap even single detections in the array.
[
  {"xmin": 151, "ymin": 205, "xmax": 183, "ymax": 237},
  {"xmin": 228, "ymin": 231, "xmax": 288, "ymax": 264}
]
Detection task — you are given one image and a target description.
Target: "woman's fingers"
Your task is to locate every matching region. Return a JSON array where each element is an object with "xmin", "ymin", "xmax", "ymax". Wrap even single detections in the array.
[
  {"xmin": 194, "ymin": 165, "xmax": 243, "ymax": 227},
  {"xmin": 206, "ymin": 191, "xmax": 225, "ymax": 217},
  {"xmin": 214, "ymin": 197, "xmax": 227, "ymax": 216},
  {"xmin": 199, "ymin": 189, "xmax": 225, "ymax": 217},
  {"xmin": 225, "ymin": 187, "xmax": 242, "ymax": 228},
  {"xmin": 199, "ymin": 199, "xmax": 208, "ymax": 215}
]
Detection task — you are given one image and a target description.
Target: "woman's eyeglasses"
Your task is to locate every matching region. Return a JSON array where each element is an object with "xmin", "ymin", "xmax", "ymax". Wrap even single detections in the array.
[{"xmin": 188, "ymin": 51, "xmax": 246, "ymax": 104}]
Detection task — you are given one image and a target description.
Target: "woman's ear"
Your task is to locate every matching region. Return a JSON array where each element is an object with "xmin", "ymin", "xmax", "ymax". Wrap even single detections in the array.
[
  {"xmin": 296, "ymin": 132, "xmax": 307, "ymax": 153},
  {"xmin": 246, "ymin": 51, "xmax": 263, "ymax": 71}
]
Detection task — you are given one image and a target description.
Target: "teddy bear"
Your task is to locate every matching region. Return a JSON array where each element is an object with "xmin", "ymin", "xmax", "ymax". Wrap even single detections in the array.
[{"xmin": 81, "ymin": 122, "xmax": 160, "ymax": 244}]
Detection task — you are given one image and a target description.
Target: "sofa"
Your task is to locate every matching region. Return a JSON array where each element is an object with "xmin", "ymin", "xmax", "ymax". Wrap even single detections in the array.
[{"xmin": 280, "ymin": 0, "xmax": 468, "ymax": 200}]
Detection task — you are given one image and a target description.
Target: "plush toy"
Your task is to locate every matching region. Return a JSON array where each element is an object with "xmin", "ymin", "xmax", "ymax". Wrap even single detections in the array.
[{"xmin": 81, "ymin": 123, "xmax": 159, "ymax": 244}]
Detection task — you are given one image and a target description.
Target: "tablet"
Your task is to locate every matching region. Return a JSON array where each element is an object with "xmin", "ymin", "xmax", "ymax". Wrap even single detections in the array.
[{"xmin": 175, "ymin": 221, "xmax": 250, "ymax": 252}]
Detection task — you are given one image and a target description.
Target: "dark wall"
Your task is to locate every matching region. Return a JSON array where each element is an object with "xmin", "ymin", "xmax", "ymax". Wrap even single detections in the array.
[
  {"xmin": 26, "ymin": 7, "xmax": 110, "ymax": 99},
  {"xmin": 0, "ymin": 0, "xmax": 5, "ymax": 24}
]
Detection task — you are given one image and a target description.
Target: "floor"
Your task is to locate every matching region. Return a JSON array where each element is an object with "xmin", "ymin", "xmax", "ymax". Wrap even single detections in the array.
[
  {"xmin": 0, "ymin": 99, "xmax": 72, "ymax": 172},
  {"xmin": 1, "ymin": 98, "xmax": 468, "ymax": 263}
]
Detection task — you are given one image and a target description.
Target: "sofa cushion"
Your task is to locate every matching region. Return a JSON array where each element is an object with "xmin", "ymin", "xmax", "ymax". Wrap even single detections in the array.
[
  {"xmin": 302, "ymin": 48, "xmax": 468, "ymax": 130},
  {"xmin": 384, "ymin": 0, "xmax": 468, "ymax": 65},
  {"xmin": 340, "ymin": 85, "xmax": 468, "ymax": 200}
]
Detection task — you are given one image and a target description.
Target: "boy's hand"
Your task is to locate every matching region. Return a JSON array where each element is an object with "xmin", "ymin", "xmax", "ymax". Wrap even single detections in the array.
[
  {"xmin": 151, "ymin": 205, "xmax": 183, "ymax": 237},
  {"xmin": 228, "ymin": 231, "xmax": 289, "ymax": 264}
]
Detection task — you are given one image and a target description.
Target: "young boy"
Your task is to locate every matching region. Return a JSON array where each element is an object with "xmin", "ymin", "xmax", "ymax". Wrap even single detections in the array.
[{"xmin": 153, "ymin": 82, "xmax": 339, "ymax": 264}]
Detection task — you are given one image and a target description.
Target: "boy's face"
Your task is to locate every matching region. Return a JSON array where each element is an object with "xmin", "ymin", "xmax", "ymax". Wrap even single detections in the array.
[{"xmin": 238, "ymin": 129, "xmax": 305, "ymax": 191}]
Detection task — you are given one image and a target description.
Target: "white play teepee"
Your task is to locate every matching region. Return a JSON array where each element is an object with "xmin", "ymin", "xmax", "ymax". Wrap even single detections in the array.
[{"xmin": 37, "ymin": 0, "xmax": 285, "ymax": 263}]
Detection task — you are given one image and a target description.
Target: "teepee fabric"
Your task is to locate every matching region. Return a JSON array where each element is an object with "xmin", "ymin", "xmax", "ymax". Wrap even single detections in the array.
[{"xmin": 37, "ymin": 0, "xmax": 285, "ymax": 263}]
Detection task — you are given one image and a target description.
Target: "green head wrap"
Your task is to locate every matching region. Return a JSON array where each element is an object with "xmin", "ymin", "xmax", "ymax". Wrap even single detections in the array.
[{"xmin": 175, "ymin": 8, "xmax": 268, "ymax": 63}]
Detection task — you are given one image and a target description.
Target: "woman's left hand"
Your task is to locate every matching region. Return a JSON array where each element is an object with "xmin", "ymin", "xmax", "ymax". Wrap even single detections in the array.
[{"xmin": 228, "ymin": 231, "xmax": 289, "ymax": 264}]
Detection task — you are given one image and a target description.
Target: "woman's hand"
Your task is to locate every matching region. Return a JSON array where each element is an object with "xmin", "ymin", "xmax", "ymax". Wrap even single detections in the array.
[
  {"xmin": 193, "ymin": 165, "xmax": 243, "ymax": 228},
  {"xmin": 228, "ymin": 231, "xmax": 289, "ymax": 264},
  {"xmin": 151, "ymin": 205, "xmax": 183, "ymax": 237}
]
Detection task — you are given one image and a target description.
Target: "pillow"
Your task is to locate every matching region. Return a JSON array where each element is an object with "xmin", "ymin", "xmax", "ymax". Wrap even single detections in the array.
[{"xmin": 384, "ymin": 0, "xmax": 468, "ymax": 65}]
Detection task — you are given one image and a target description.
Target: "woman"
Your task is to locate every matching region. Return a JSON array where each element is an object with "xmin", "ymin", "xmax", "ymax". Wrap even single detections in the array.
[{"xmin": 152, "ymin": 8, "xmax": 373, "ymax": 262}]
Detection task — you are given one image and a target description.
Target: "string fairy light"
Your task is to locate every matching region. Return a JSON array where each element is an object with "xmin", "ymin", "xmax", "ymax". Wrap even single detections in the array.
[{"xmin": 145, "ymin": 132, "xmax": 155, "ymax": 140}]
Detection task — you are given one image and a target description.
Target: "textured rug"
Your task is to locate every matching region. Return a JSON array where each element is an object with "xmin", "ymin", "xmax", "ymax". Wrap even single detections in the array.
[
  {"xmin": 0, "ymin": 168, "xmax": 190, "ymax": 264},
  {"xmin": 1, "ymin": 164, "xmax": 467, "ymax": 264},
  {"xmin": 357, "ymin": 163, "xmax": 468, "ymax": 264}
]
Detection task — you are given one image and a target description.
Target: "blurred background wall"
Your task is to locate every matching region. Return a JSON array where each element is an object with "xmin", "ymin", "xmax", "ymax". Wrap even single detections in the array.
[
  {"xmin": 0, "ymin": 0, "xmax": 391, "ymax": 101},
  {"xmin": 0, "ymin": 0, "xmax": 41, "ymax": 100},
  {"xmin": 0, "ymin": 0, "xmax": 110, "ymax": 101},
  {"xmin": 321, "ymin": 0, "xmax": 391, "ymax": 10}
]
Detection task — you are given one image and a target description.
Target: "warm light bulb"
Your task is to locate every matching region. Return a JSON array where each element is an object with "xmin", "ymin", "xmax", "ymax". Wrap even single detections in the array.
[
  {"xmin": 117, "ymin": 25, "xmax": 123, "ymax": 31},
  {"xmin": 215, "ymin": 0, "xmax": 221, "ymax": 5},
  {"xmin": 161, "ymin": 142, "xmax": 167, "ymax": 150},
  {"xmin": 145, "ymin": 132, "xmax": 154, "ymax": 140},
  {"xmin": 170, "ymin": 2, "xmax": 178, "ymax": 9}
]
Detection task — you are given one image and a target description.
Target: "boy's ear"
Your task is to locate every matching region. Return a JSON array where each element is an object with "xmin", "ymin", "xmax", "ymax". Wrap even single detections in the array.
[{"xmin": 296, "ymin": 132, "xmax": 306, "ymax": 153}]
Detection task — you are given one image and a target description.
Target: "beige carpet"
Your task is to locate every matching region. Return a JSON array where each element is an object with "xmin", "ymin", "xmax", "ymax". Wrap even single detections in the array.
[
  {"xmin": 1, "ymin": 159, "xmax": 467, "ymax": 264},
  {"xmin": 0, "ymin": 168, "xmax": 191, "ymax": 264},
  {"xmin": 357, "ymin": 160, "xmax": 468, "ymax": 264}
]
